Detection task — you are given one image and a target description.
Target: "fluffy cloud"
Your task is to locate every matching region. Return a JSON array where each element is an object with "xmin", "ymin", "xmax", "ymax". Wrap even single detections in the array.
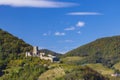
[
  {"xmin": 0, "ymin": 0, "xmax": 77, "ymax": 8},
  {"xmin": 55, "ymin": 32, "xmax": 65, "ymax": 36},
  {"xmin": 64, "ymin": 27, "xmax": 75, "ymax": 31},
  {"xmin": 76, "ymin": 21, "xmax": 85, "ymax": 27},
  {"xmin": 67, "ymin": 12, "xmax": 102, "ymax": 15}
]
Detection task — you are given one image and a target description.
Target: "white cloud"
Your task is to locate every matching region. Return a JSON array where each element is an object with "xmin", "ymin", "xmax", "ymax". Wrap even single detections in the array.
[
  {"xmin": 64, "ymin": 26, "xmax": 75, "ymax": 31},
  {"xmin": 76, "ymin": 21, "xmax": 85, "ymax": 27},
  {"xmin": 0, "ymin": 0, "xmax": 77, "ymax": 8},
  {"xmin": 43, "ymin": 33, "xmax": 47, "ymax": 36},
  {"xmin": 43, "ymin": 31, "xmax": 51, "ymax": 36},
  {"xmin": 65, "ymin": 40, "xmax": 74, "ymax": 43},
  {"xmin": 77, "ymin": 31, "xmax": 81, "ymax": 34},
  {"xmin": 58, "ymin": 39, "xmax": 74, "ymax": 43},
  {"xmin": 67, "ymin": 12, "xmax": 102, "ymax": 15},
  {"xmin": 55, "ymin": 32, "xmax": 65, "ymax": 36}
]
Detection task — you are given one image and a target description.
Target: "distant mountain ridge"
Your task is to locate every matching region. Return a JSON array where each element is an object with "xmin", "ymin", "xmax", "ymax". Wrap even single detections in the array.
[
  {"xmin": 39, "ymin": 49, "xmax": 62, "ymax": 57},
  {"xmin": 64, "ymin": 36, "xmax": 120, "ymax": 67}
]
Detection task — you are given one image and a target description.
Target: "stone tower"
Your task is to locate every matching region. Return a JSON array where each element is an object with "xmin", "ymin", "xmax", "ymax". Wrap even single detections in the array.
[{"xmin": 33, "ymin": 46, "xmax": 38, "ymax": 56}]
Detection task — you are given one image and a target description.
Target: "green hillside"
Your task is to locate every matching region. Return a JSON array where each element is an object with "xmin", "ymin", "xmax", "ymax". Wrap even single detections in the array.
[
  {"xmin": 0, "ymin": 29, "xmax": 32, "ymax": 54},
  {"xmin": 113, "ymin": 62, "xmax": 120, "ymax": 71},
  {"xmin": 38, "ymin": 63, "xmax": 109, "ymax": 80},
  {"xmin": 85, "ymin": 63, "xmax": 114, "ymax": 75},
  {"xmin": 64, "ymin": 36, "xmax": 120, "ymax": 67},
  {"xmin": 0, "ymin": 29, "xmax": 60, "ymax": 79},
  {"xmin": 0, "ymin": 29, "xmax": 32, "ymax": 76}
]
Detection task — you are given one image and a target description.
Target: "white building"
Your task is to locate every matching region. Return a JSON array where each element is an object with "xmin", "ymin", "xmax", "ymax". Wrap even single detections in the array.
[{"xmin": 26, "ymin": 46, "xmax": 59, "ymax": 62}]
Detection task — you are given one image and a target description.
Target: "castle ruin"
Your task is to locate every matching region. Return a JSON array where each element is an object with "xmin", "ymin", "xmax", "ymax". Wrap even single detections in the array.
[{"xmin": 26, "ymin": 46, "xmax": 58, "ymax": 62}]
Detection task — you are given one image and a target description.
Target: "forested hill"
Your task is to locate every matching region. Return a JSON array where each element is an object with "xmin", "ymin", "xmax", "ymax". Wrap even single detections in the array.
[
  {"xmin": 0, "ymin": 29, "xmax": 32, "ymax": 54},
  {"xmin": 0, "ymin": 29, "xmax": 32, "ymax": 76},
  {"xmin": 65, "ymin": 36, "xmax": 120, "ymax": 57},
  {"xmin": 64, "ymin": 36, "xmax": 120, "ymax": 67},
  {"xmin": 0, "ymin": 29, "xmax": 61, "ymax": 56}
]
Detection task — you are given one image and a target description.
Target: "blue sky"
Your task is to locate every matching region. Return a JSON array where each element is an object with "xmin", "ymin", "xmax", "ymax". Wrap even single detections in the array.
[{"xmin": 0, "ymin": 0, "xmax": 120, "ymax": 53}]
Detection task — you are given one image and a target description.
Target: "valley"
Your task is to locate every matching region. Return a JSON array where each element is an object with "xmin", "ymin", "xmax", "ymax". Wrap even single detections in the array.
[{"xmin": 0, "ymin": 29, "xmax": 120, "ymax": 80}]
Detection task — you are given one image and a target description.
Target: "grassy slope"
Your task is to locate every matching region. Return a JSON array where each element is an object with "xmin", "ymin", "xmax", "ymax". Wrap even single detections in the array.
[
  {"xmin": 61, "ymin": 56, "xmax": 84, "ymax": 62},
  {"xmin": 38, "ymin": 67, "xmax": 65, "ymax": 80},
  {"xmin": 86, "ymin": 63, "xmax": 114, "ymax": 75},
  {"xmin": 39, "ymin": 63, "xmax": 120, "ymax": 80},
  {"xmin": 61, "ymin": 56, "xmax": 85, "ymax": 64},
  {"xmin": 113, "ymin": 62, "xmax": 120, "ymax": 71},
  {"xmin": 38, "ymin": 63, "xmax": 78, "ymax": 80}
]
